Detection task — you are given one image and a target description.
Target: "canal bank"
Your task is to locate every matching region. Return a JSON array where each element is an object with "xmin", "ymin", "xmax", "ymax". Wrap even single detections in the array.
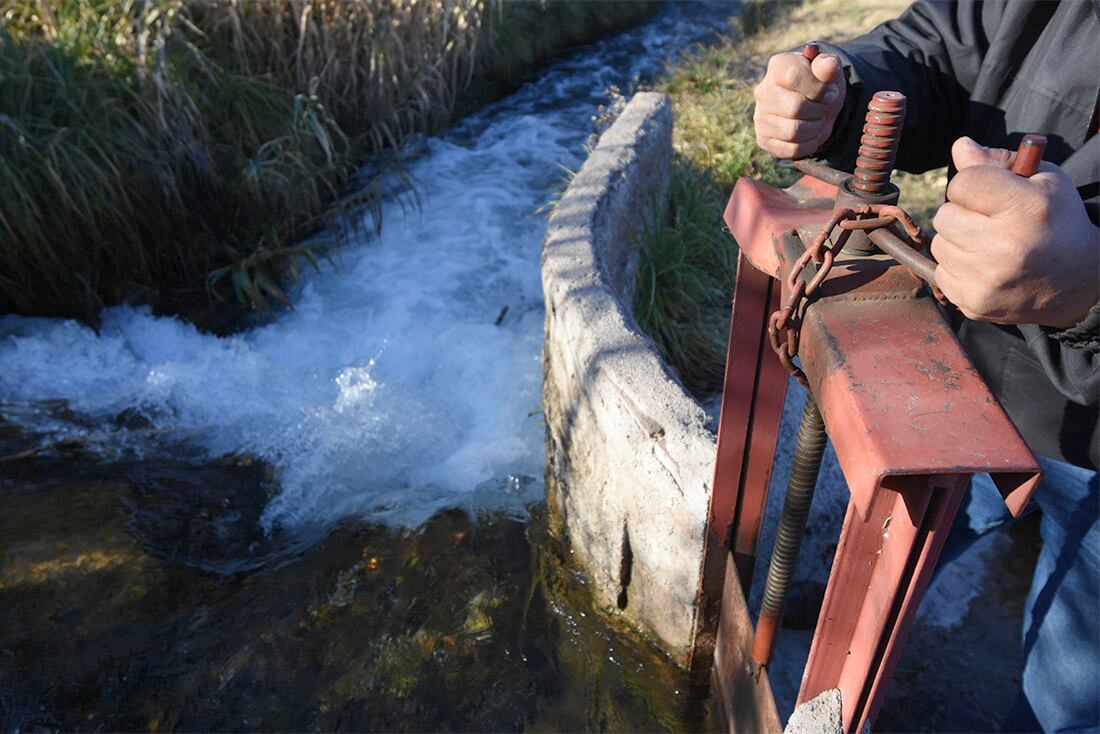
[{"xmin": 0, "ymin": 4, "xmax": 734, "ymax": 730}]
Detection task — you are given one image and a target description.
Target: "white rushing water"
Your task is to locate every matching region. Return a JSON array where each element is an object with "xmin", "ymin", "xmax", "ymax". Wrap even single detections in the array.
[{"xmin": 0, "ymin": 3, "xmax": 732, "ymax": 530}]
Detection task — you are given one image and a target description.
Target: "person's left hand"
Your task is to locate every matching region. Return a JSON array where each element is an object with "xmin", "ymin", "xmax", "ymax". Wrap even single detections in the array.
[{"xmin": 931, "ymin": 136, "xmax": 1099, "ymax": 328}]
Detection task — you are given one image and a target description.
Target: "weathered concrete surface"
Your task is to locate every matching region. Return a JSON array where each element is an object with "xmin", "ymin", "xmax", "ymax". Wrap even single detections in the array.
[
  {"xmin": 541, "ymin": 91, "xmax": 718, "ymax": 663},
  {"xmin": 784, "ymin": 689, "xmax": 843, "ymax": 734}
]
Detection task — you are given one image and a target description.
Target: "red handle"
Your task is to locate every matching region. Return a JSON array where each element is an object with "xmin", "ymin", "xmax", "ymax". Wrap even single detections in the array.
[
  {"xmin": 802, "ymin": 42, "xmax": 820, "ymax": 60},
  {"xmin": 1011, "ymin": 133, "xmax": 1047, "ymax": 177}
]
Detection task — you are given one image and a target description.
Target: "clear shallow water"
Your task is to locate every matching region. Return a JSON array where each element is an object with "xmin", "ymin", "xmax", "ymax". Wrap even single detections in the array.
[{"xmin": 0, "ymin": 2, "xmax": 733, "ymax": 533}]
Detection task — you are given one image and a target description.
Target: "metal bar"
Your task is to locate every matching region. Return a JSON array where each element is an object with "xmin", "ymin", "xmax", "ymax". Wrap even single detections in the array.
[
  {"xmin": 693, "ymin": 252, "xmax": 788, "ymax": 674},
  {"xmin": 1011, "ymin": 134, "xmax": 1047, "ymax": 177},
  {"xmin": 730, "ymin": 306, "xmax": 789, "ymax": 589},
  {"xmin": 791, "ymin": 159, "xmax": 851, "ymax": 187},
  {"xmin": 868, "ymin": 227, "xmax": 938, "ymax": 286},
  {"xmin": 860, "ymin": 475, "xmax": 968, "ymax": 725}
]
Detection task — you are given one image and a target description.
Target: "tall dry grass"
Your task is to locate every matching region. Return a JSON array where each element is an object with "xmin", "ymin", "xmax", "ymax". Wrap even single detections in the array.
[{"xmin": 1, "ymin": 0, "xmax": 655, "ymax": 326}]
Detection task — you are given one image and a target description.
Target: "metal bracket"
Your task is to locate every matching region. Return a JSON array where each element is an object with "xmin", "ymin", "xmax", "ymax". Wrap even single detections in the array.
[{"xmin": 706, "ymin": 172, "xmax": 1042, "ymax": 733}]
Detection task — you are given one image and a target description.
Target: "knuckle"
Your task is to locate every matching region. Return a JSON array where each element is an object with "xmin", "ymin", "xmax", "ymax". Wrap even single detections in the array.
[
  {"xmin": 931, "ymin": 204, "xmax": 950, "ymax": 229},
  {"xmin": 780, "ymin": 94, "xmax": 819, "ymax": 120},
  {"xmin": 929, "ymin": 234, "xmax": 951, "ymax": 261},
  {"xmin": 945, "ymin": 170, "xmax": 973, "ymax": 201},
  {"xmin": 771, "ymin": 116, "xmax": 799, "ymax": 140},
  {"xmin": 780, "ymin": 63, "xmax": 802, "ymax": 89}
]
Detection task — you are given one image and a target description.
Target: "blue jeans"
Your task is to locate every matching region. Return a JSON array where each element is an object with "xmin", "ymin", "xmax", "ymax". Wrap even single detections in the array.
[{"xmin": 939, "ymin": 456, "xmax": 1100, "ymax": 733}]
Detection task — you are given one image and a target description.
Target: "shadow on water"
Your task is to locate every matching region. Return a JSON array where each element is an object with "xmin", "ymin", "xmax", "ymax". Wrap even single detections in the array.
[{"xmin": 0, "ymin": 417, "xmax": 708, "ymax": 732}]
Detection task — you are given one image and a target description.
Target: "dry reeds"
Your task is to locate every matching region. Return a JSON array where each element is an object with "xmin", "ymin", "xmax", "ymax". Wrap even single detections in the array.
[{"xmin": 0, "ymin": 0, "xmax": 655, "ymax": 325}]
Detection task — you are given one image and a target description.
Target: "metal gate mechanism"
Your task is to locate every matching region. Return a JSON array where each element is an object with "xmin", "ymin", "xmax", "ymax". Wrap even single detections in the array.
[{"xmin": 707, "ymin": 42, "xmax": 1044, "ymax": 734}]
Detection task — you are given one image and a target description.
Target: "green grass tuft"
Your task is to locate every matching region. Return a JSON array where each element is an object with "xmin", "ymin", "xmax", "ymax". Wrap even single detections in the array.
[{"xmin": 633, "ymin": 158, "xmax": 737, "ymax": 395}]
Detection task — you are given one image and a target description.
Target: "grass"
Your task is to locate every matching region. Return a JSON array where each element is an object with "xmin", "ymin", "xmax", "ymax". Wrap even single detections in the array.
[
  {"xmin": 635, "ymin": 0, "xmax": 945, "ymax": 397},
  {"xmin": 633, "ymin": 159, "xmax": 739, "ymax": 395},
  {"xmin": 0, "ymin": 0, "xmax": 656, "ymax": 328}
]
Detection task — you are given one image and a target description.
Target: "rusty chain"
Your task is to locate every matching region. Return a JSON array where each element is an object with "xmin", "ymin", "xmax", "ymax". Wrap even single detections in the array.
[{"xmin": 767, "ymin": 204, "xmax": 934, "ymax": 387}]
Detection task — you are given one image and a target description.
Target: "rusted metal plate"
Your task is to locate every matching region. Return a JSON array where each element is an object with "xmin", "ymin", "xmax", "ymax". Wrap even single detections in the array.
[
  {"xmin": 712, "ymin": 552, "xmax": 782, "ymax": 734},
  {"xmin": 723, "ymin": 176, "xmax": 837, "ymax": 280},
  {"xmin": 802, "ymin": 285, "xmax": 1041, "ymax": 519},
  {"xmin": 725, "ymin": 175, "xmax": 1042, "ymax": 519}
]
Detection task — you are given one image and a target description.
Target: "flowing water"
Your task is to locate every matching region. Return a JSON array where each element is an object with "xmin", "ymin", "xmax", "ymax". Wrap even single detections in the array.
[{"xmin": 0, "ymin": 4, "xmax": 736, "ymax": 730}]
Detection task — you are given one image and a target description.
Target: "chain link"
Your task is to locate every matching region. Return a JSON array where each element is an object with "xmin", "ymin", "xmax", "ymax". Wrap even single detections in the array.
[{"xmin": 767, "ymin": 205, "xmax": 931, "ymax": 387}]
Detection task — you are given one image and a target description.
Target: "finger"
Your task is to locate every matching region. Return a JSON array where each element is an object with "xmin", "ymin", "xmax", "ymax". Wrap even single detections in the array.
[
  {"xmin": 929, "ymin": 233, "xmax": 989, "ymax": 277},
  {"xmin": 931, "ymin": 202, "xmax": 992, "ymax": 253},
  {"xmin": 929, "ymin": 233, "xmax": 963, "ymax": 271},
  {"xmin": 758, "ymin": 137, "xmax": 816, "ymax": 160},
  {"xmin": 951, "ymin": 136, "xmax": 1014, "ymax": 171},
  {"xmin": 757, "ymin": 114, "xmax": 824, "ymax": 144},
  {"xmin": 810, "ymin": 54, "xmax": 844, "ymax": 89},
  {"xmin": 933, "ymin": 261, "xmax": 997, "ymax": 321},
  {"xmin": 933, "ymin": 262, "xmax": 968, "ymax": 308},
  {"xmin": 946, "ymin": 164, "xmax": 1031, "ymax": 216},
  {"xmin": 772, "ymin": 53, "xmax": 836, "ymax": 101},
  {"xmin": 755, "ymin": 85, "xmax": 830, "ymax": 120}
]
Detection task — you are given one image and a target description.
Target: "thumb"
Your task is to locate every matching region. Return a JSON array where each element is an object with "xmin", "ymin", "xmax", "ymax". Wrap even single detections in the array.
[
  {"xmin": 810, "ymin": 54, "xmax": 843, "ymax": 86},
  {"xmin": 951, "ymin": 136, "xmax": 1014, "ymax": 171}
]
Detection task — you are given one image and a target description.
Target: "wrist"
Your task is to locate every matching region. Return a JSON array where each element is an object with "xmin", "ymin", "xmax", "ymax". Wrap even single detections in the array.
[{"xmin": 1042, "ymin": 223, "xmax": 1100, "ymax": 329}]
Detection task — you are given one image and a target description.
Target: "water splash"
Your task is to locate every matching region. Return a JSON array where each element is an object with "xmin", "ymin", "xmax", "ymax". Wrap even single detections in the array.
[{"xmin": 0, "ymin": 3, "xmax": 731, "ymax": 530}]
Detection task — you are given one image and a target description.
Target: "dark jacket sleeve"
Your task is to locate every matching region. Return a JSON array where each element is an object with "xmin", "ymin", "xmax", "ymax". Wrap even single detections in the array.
[
  {"xmin": 813, "ymin": 0, "xmax": 1006, "ymax": 173},
  {"xmin": 1022, "ymin": 309, "xmax": 1100, "ymax": 407}
]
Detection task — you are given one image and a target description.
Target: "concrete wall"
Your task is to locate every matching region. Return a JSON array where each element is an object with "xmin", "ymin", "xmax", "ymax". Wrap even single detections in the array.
[{"xmin": 541, "ymin": 91, "xmax": 718, "ymax": 663}]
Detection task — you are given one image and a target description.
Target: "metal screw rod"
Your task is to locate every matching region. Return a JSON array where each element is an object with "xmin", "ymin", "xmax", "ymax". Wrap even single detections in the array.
[
  {"xmin": 852, "ymin": 91, "xmax": 907, "ymax": 196},
  {"xmin": 752, "ymin": 395, "xmax": 828, "ymax": 667}
]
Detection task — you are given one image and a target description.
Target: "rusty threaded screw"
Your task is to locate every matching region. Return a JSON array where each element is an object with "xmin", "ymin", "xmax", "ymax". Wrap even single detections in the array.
[{"xmin": 852, "ymin": 91, "xmax": 907, "ymax": 196}]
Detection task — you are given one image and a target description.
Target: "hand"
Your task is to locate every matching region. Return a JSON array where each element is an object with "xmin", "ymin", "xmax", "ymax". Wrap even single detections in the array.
[
  {"xmin": 931, "ymin": 137, "xmax": 1099, "ymax": 328},
  {"xmin": 753, "ymin": 51, "xmax": 845, "ymax": 159}
]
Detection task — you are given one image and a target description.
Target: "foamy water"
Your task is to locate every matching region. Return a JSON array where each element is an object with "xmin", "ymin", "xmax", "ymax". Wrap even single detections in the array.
[{"xmin": 0, "ymin": 4, "xmax": 731, "ymax": 530}]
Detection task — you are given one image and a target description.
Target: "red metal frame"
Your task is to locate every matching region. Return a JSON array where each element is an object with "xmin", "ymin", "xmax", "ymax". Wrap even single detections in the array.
[{"xmin": 706, "ymin": 173, "xmax": 1042, "ymax": 732}]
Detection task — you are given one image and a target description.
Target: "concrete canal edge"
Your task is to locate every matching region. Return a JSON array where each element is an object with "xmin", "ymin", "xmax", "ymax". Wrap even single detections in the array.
[
  {"xmin": 541, "ymin": 91, "xmax": 718, "ymax": 665},
  {"xmin": 540, "ymin": 90, "xmax": 844, "ymax": 733}
]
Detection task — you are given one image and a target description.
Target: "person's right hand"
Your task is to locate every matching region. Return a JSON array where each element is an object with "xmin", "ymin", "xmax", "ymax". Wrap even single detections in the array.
[{"xmin": 753, "ymin": 52, "xmax": 846, "ymax": 159}]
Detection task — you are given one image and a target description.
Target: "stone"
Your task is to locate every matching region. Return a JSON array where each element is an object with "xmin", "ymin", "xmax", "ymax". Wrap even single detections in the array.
[{"xmin": 784, "ymin": 688, "xmax": 844, "ymax": 734}]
